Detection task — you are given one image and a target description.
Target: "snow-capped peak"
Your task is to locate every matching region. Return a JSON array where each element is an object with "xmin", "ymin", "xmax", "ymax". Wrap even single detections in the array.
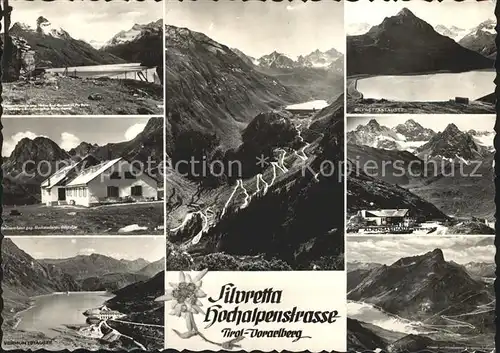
[
  {"xmin": 36, "ymin": 16, "xmax": 70, "ymax": 39},
  {"xmin": 102, "ymin": 19, "xmax": 162, "ymax": 48}
]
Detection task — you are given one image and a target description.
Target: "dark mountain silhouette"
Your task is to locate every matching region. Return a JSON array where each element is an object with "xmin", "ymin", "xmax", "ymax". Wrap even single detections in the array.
[
  {"xmin": 347, "ymin": 8, "xmax": 493, "ymax": 75},
  {"xmin": 135, "ymin": 257, "xmax": 165, "ymax": 277},
  {"xmin": 101, "ymin": 19, "xmax": 163, "ymax": 83},
  {"xmin": 347, "ymin": 318, "xmax": 387, "ymax": 351},
  {"xmin": 347, "ymin": 164, "xmax": 448, "ymax": 220},
  {"xmin": 105, "ymin": 271, "xmax": 164, "ymax": 350},
  {"xmin": 348, "ymin": 249, "xmax": 494, "ymax": 331},
  {"xmin": 416, "ymin": 123, "xmax": 484, "ymax": 160},
  {"xmin": 39, "ymin": 254, "xmax": 150, "ymax": 279},
  {"xmin": 2, "ymin": 238, "xmax": 81, "ymax": 297},
  {"xmin": 459, "ymin": 19, "xmax": 496, "ymax": 59},
  {"xmin": 3, "ymin": 117, "xmax": 163, "ymax": 205},
  {"xmin": 393, "ymin": 119, "xmax": 436, "ymax": 141},
  {"xmin": 7, "ymin": 18, "xmax": 124, "ymax": 69},
  {"xmin": 80, "ymin": 272, "xmax": 149, "ymax": 291}
]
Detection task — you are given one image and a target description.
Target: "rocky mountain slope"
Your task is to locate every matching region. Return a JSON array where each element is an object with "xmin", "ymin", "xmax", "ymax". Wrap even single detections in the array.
[
  {"xmin": 464, "ymin": 261, "xmax": 495, "ymax": 278},
  {"xmin": 459, "ymin": 19, "xmax": 496, "ymax": 59},
  {"xmin": 6, "ymin": 17, "xmax": 124, "ymax": 71},
  {"xmin": 2, "ymin": 238, "xmax": 81, "ymax": 298},
  {"xmin": 434, "ymin": 24, "xmax": 468, "ymax": 41},
  {"xmin": 106, "ymin": 271, "xmax": 164, "ymax": 350},
  {"xmin": 101, "ymin": 19, "xmax": 163, "ymax": 83},
  {"xmin": 169, "ymin": 99, "xmax": 345, "ymax": 271},
  {"xmin": 415, "ymin": 123, "xmax": 486, "ymax": 161},
  {"xmin": 347, "ymin": 8, "xmax": 494, "ymax": 75},
  {"xmin": 348, "ymin": 249, "xmax": 493, "ymax": 328},
  {"xmin": 39, "ymin": 254, "xmax": 150, "ymax": 279},
  {"xmin": 166, "ymin": 25, "xmax": 304, "ymax": 155},
  {"xmin": 347, "ymin": 119, "xmax": 435, "ymax": 151},
  {"xmin": 3, "ymin": 117, "xmax": 163, "ymax": 205}
]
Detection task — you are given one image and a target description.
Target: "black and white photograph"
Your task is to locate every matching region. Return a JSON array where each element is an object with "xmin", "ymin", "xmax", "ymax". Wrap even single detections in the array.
[
  {"xmin": 2, "ymin": 236, "xmax": 165, "ymax": 351},
  {"xmin": 166, "ymin": 0, "xmax": 345, "ymax": 271},
  {"xmin": 346, "ymin": 0, "xmax": 496, "ymax": 114},
  {"xmin": 346, "ymin": 115, "xmax": 495, "ymax": 235},
  {"xmin": 2, "ymin": 116, "xmax": 164, "ymax": 235},
  {"xmin": 347, "ymin": 236, "xmax": 495, "ymax": 352},
  {"xmin": 2, "ymin": 0, "xmax": 163, "ymax": 115}
]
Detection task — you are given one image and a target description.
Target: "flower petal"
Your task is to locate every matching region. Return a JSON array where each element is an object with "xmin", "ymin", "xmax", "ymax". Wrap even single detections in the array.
[
  {"xmin": 169, "ymin": 282, "xmax": 179, "ymax": 289},
  {"xmin": 172, "ymin": 301, "xmax": 180, "ymax": 309},
  {"xmin": 185, "ymin": 273, "xmax": 193, "ymax": 283},
  {"xmin": 192, "ymin": 304, "xmax": 205, "ymax": 315},
  {"xmin": 195, "ymin": 299, "xmax": 203, "ymax": 307},
  {"xmin": 171, "ymin": 303, "xmax": 183, "ymax": 317},
  {"xmin": 193, "ymin": 268, "xmax": 209, "ymax": 283},
  {"xmin": 179, "ymin": 271, "xmax": 186, "ymax": 283},
  {"xmin": 154, "ymin": 292, "xmax": 173, "ymax": 302},
  {"xmin": 195, "ymin": 289, "xmax": 207, "ymax": 298}
]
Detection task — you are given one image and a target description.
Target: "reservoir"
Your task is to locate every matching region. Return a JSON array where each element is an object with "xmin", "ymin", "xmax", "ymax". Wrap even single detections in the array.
[
  {"xmin": 285, "ymin": 100, "xmax": 329, "ymax": 111},
  {"xmin": 46, "ymin": 63, "xmax": 160, "ymax": 83},
  {"xmin": 347, "ymin": 301, "xmax": 429, "ymax": 335},
  {"xmin": 15, "ymin": 292, "xmax": 114, "ymax": 338},
  {"xmin": 357, "ymin": 70, "xmax": 495, "ymax": 102}
]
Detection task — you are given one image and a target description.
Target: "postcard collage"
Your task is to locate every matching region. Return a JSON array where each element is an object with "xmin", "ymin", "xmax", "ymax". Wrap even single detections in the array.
[{"xmin": 0, "ymin": 0, "xmax": 496, "ymax": 352}]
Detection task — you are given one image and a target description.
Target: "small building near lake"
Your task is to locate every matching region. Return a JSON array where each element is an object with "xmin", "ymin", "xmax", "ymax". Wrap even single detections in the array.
[
  {"xmin": 357, "ymin": 209, "xmax": 415, "ymax": 227},
  {"xmin": 41, "ymin": 155, "xmax": 158, "ymax": 207},
  {"xmin": 285, "ymin": 100, "xmax": 329, "ymax": 117}
]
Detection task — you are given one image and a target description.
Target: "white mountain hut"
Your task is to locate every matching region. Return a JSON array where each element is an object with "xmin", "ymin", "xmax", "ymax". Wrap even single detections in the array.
[{"xmin": 41, "ymin": 156, "xmax": 158, "ymax": 207}]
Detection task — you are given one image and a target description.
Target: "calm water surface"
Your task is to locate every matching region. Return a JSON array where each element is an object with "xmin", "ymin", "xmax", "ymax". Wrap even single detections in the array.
[
  {"xmin": 16, "ymin": 292, "xmax": 114, "ymax": 338},
  {"xmin": 357, "ymin": 70, "xmax": 495, "ymax": 101}
]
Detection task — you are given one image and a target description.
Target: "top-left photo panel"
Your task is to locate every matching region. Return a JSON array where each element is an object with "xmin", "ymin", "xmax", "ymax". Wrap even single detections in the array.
[{"xmin": 2, "ymin": 0, "xmax": 164, "ymax": 116}]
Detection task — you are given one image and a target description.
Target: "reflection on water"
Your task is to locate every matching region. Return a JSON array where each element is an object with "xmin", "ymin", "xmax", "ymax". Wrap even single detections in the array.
[
  {"xmin": 348, "ymin": 301, "xmax": 427, "ymax": 335},
  {"xmin": 357, "ymin": 71, "xmax": 495, "ymax": 102},
  {"xmin": 16, "ymin": 292, "xmax": 114, "ymax": 338},
  {"xmin": 46, "ymin": 63, "xmax": 159, "ymax": 83}
]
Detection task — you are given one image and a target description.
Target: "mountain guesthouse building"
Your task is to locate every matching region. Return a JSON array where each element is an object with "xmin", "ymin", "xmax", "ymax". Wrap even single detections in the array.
[
  {"xmin": 357, "ymin": 209, "xmax": 414, "ymax": 227},
  {"xmin": 41, "ymin": 155, "xmax": 158, "ymax": 207}
]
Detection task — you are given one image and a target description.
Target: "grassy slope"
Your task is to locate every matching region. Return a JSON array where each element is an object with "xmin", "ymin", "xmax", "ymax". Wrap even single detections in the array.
[
  {"xmin": 3, "ymin": 202, "xmax": 164, "ymax": 235},
  {"xmin": 3, "ymin": 77, "xmax": 163, "ymax": 115}
]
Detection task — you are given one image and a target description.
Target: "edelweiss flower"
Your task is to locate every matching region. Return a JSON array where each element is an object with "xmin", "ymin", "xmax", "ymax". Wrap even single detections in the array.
[{"xmin": 155, "ymin": 269, "xmax": 208, "ymax": 317}]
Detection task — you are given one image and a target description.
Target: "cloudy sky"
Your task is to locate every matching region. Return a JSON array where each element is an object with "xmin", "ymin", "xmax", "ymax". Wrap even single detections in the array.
[
  {"xmin": 165, "ymin": 0, "xmax": 344, "ymax": 59},
  {"xmin": 346, "ymin": 0, "xmax": 495, "ymax": 30},
  {"xmin": 8, "ymin": 0, "xmax": 162, "ymax": 47},
  {"xmin": 346, "ymin": 115, "xmax": 495, "ymax": 132},
  {"xmin": 347, "ymin": 236, "xmax": 494, "ymax": 265},
  {"xmin": 9, "ymin": 236, "xmax": 165, "ymax": 262},
  {"xmin": 2, "ymin": 117, "xmax": 153, "ymax": 157}
]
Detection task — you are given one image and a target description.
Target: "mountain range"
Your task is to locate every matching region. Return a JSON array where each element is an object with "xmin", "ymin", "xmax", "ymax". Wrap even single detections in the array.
[
  {"xmin": 166, "ymin": 24, "xmax": 343, "ymax": 158},
  {"xmin": 458, "ymin": 19, "xmax": 496, "ymax": 59},
  {"xmin": 347, "ymin": 8, "xmax": 494, "ymax": 76},
  {"xmin": 348, "ymin": 249, "xmax": 495, "ymax": 351},
  {"xmin": 347, "ymin": 119, "xmax": 493, "ymax": 159},
  {"xmin": 2, "ymin": 238, "xmax": 164, "ymax": 296},
  {"xmin": 3, "ymin": 17, "xmax": 162, "ymax": 82},
  {"xmin": 3, "ymin": 117, "xmax": 163, "ymax": 205},
  {"xmin": 347, "ymin": 119, "xmax": 494, "ymax": 221},
  {"xmin": 101, "ymin": 19, "xmax": 163, "ymax": 83}
]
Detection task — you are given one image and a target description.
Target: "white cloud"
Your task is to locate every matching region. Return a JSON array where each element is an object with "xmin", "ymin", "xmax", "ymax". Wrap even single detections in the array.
[
  {"xmin": 3, "ymin": 131, "xmax": 43, "ymax": 157},
  {"xmin": 78, "ymin": 248, "xmax": 96, "ymax": 256},
  {"xmin": 124, "ymin": 123, "xmax": 146, "ymax": 141},
  {"xmin": 60, "ymin": 132, "xmax": 81, "ymax": 150},
  {"xmin": 347, "ymin": 236, "xmax": 494, "ymax": 265}
]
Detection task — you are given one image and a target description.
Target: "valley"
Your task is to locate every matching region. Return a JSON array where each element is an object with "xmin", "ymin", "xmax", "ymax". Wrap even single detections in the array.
[
  {"xmin": 347, "ymin": 237, "xmax": 495, "ymax": 352},
  {"xmin": 2, "ymin": 3, "xmax": 163, "ymax": 115},
  {"xmin": 346, "ymin": 8, "xmax": 495, "ymax": 114},
  {"xmin": 2, "ymin": 238, "xmax": 165, "ymax": 351},
  {"xmin": 166, "ymin": 21, "xmax": 345, "ymax": 271}
]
